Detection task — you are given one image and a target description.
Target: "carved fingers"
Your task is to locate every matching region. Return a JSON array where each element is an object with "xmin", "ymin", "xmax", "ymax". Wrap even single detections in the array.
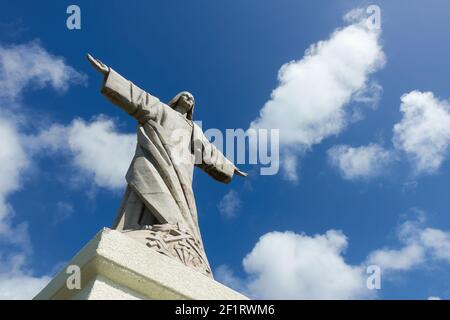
[
  {"xmin": 234, "ymin": 168, "xmax": 248, "ymax": 177},
  {"xmin": 86, "ymin": 53, "xmax": 110, "ymax": 75}
]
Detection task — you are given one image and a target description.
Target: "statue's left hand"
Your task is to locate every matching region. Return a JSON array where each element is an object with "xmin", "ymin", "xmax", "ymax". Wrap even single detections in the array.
[
  {"xmin": 87, "ymin": 53, "xmax": 110, "ymax": 75},
  {"xmin": 234, "ymin": 168, "xmax": 248, "ymax": 177}
]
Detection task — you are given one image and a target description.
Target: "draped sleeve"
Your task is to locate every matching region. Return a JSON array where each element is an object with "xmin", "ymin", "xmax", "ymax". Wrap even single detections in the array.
[
  {"xmin": 101, "ymin": 68, "xmax": 162, "ymax": 124},
  {"xmin": 193, "ymin": 124, "xmax": 235, "ymax": 184}
]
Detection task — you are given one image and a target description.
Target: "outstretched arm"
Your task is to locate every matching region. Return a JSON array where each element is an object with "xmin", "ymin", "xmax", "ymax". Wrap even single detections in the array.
[
  {"xmin": 87, "ymin": 54, "xmax": 160, "ymax": 124},
  {"xmin": 87, "ymin": 54, "xmax": 109, "ymax": 75}
]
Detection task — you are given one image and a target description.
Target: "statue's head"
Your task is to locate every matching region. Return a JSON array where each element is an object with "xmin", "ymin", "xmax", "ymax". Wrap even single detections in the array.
[{"xmin": 168, "ymin": 91, "xmax": 195, "ymax": 120}]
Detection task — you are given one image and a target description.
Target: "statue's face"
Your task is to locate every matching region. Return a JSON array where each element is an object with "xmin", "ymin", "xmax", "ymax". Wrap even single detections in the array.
[{"xmin": 177, "ymin": 93, "xmax": 194, "ymax": 113}]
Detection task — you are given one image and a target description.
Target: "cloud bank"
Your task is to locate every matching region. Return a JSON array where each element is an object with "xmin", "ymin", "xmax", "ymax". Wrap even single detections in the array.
[
  {"xmin": 0, "ymin": 41, "xmax": 85, "ymax": 102},
  {"xmin": 217, "ymin": 213, "xmax": 450, "ymax": 299},
  {"xmin": 0, "ymin": 41, "xmax": 85, "ymax": 299},
  {"xmin": 328, "ymin": 91, "xmax": 450, "ymax": 181},
  {"xmin": 32, "ymin": 117, "xmax": 136, "ymax": 190},
  {"xmin": 393, "ymin": 91, "xmax": 450, "ymax": 175},
  {"xmin": 249, "ymin": 12, "xmax": 385, "ymax": 181},
  {"xmin": 367, "ymin": 215, "xmax": 450, "ymax": 272},
  {"xmin": 327, "ymin": 144, "xmax": 394, "ymax": 180}
]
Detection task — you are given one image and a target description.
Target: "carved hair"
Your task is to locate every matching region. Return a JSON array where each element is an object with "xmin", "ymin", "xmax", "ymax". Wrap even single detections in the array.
[{"xmin": 168, "ymin": 91, "xmax": 195, "ymax": 120}]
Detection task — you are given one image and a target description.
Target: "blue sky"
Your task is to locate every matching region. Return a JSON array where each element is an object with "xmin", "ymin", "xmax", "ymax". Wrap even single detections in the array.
[{"xmin": 1, "ymin": 0, "xmax": 450, "ymax": 299}]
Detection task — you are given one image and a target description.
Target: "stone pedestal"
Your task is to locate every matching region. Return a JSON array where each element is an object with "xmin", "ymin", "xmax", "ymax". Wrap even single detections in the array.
[{"xmin": 34, "ymin": 228, "xmax": 248, "ymax": 300}]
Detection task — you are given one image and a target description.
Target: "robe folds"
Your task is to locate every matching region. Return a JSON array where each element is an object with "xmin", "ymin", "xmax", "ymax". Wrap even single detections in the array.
[{"xmin": 100, "ymin": 69, "xmax": 235, "ymax": 276}]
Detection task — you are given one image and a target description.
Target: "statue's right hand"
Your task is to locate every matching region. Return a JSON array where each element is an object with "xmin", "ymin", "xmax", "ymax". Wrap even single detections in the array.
[
  {"xmin": 234, "ymin": 167, "xmax": 248, "ymax": 177},
  {"xmin": 87, "ymin": 53, "xmax": 110, "ymax": 75}
]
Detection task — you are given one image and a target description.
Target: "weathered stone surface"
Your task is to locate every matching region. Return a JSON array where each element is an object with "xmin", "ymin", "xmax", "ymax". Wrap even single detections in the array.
[
  {"xmin": 34, "ymin": 228, "xmax": 248, "ymax": 300},
  {"xmin": 86, "ymin": 54, "xmax": 247, "ymax": 277}
]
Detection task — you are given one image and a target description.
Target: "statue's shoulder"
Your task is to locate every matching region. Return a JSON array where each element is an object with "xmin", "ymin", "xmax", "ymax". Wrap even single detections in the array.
[{"xmin": 192, "ymin": 121, "xmax": 202, "ymax": 131}]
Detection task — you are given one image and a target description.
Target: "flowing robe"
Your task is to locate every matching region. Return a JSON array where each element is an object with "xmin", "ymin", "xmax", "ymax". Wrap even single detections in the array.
[{"xmin": 100, "ymin": 69, "xmax": 235, "ymax": 276}]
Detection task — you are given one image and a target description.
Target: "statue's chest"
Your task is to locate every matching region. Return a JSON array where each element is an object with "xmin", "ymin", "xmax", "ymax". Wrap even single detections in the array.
[{"xmin": 160, "ymin": 110, "xmax": 194, "ymax": 152}]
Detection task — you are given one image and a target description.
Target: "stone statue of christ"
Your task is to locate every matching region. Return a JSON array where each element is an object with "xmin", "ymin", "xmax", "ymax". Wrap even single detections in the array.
[{"xmin": 87, "ymin": 54, "xmax": 246, "ymax": 277}]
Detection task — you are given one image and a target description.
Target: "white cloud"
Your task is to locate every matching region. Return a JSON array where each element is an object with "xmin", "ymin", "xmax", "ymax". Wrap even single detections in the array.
[
  {"xmin": 249, "ymin": 12, "xmax": 385, "ymax": 181},
  {"xmin": 0, "ymin": 41, "xmax": 84, "ymax": 299},
  {"xmin": 329, "ymin": 91, "xmax": 450, "ymax": 181},
  {"xmin": 0, "ymin": 254, "xmax": 50, "ymax": 300},
  {"xmin": 366, "ymin": 243, "xmax": 425, "ymax": 272},
  {"xmin": 31, "ymin": 116, "xmax": 136, "ymax": 190},
  {"xmin": 217, "ymin": 213, "xmax": 450, "ymax": 299},
  {"xmin": 0, "ymin": 274, "xmax": 50, "ymax": 300},
  {"xmin": 366, "ymin": 217, "xmax": 450, "ymax": 272},
  {"xmin": 428, "ymin": 296, "xmax": 442, "ymax": 300},
  {"xmin": 0, "ymin": 119, "xmax": 29, "ymax": 236},
  {"xmin": 0, "ymin": 40, "xmax": 86, "ymax": 232},
  {"xmin": 217, "ymin": 230, "xmax": 371, "ymax": 300},
  {"xmin": 217, "ymin": 190, "xmax": 241, "ymax": 218},
  {"xmin": 0, "ymin": 274, "xmax": 49, "ymax": 300},
  {"xmin": 0, "ymin": 41, "xmax": 86, "ymax": 102},
  {"xmin": 420, "ymin": 228, "xmax": 450, "ymax": 262},
  {"xmin": 393, "ymin": 91, "xmax": 450, "ymax": 175},
  {"xmin": 327, "ymin": 144, "xmax": 394, "ymax": 180},
  {"xmin": 66, "ymin": 118, "xmax": 135, "ymax": 189}
]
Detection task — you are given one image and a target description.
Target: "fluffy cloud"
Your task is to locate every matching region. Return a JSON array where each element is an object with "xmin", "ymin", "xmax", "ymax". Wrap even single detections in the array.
[
  {"xmin": 249, "ymin": 12, "xmax": 385, "ymax": 181},
  {"xmin": 0, "ymin": 41, "xmax": 85, "ymax": 101},
  {"xmin": 217, "ymin": 213, "xmax": 450, "ymax": 299},
  {"xmin": 243, "ymin": 231, "xmax": 371, "ymax": 299},
  {"xmin": 0, "ymin": 40, "xmax": 86, "ymax": 230},
  {"xmin": 366, "ymin": 243, "xmax": 425, "ymax": 271},
  {"xmin": 217, "ymin": 230, "xmax": 371, "ymax": 300},
  {"xmin": 0, "ymin": 39, "xmax": 84, "ymax": 230},
  {"xmin": 217, "ymin": 190, "xmax": 241, "ymax": 218},
  {"xmin": 328, "ymin": 91, "xmax": 450, "ymax": 181},
  {"xmin": 0, "ymin": 274, "xmax": 49, "ymax": 300},
  {"xmin": 327, "ymin": 144, "xmax": 394, "ymax": 180},
  {"xmin": 0, "ymin": 274, "xmax": 50, "ymax": 300},
  {"xmin": 32, "ymin": 116, "xmax": 136, "ymax": 190},
  {"xmin": 366, "ymin": 217, "xmax": 450, "ymax": 272},
  {"xmin": 393, "ymin": 91, "xmax": 450, "ymax": 175},
  {"xmin": 420, "ymin": 228, "xmax": 450, "ymax": 262},
  {"xmin": 0, "ymin": 41, "xmax": 84, "ymax": 299},
  {"xmin": 0, "ymin": 119, "xmax": 29, "ymax": 236},
  {"xmin": 67, "ymin": 118, "xmax": 135, "ymax": 189},
  {"xmin": 0, "ymin": 254, "xmax": 50, "ymax": 300}
]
